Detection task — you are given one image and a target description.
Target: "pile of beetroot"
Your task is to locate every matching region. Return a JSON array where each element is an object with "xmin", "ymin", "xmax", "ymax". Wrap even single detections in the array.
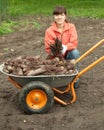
[{"xmin": 3, "ymin": 55, "xmax": 76, "ymax": 76}]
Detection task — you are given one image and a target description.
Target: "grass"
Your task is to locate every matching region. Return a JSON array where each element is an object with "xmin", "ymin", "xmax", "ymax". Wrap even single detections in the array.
[
  {"xmin": 8, "ymin": 0, "xmax": 104, "ymax": 18},
  {"xmin": 0, "ymin": 0, "xmax": 104, "ymax": 35},
  {"xmin": 0, "ymin": 18, "xmax": 42, "ymax": 35},
  {"xmin": 0, "ymin": 20, "xmax": 18, "ymax": 35}
]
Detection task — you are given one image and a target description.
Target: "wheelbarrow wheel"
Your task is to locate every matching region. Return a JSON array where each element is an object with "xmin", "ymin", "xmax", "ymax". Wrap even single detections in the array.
[{"xmin": 18, "ymin": 81, "xmax": 54, "ymax": 114}]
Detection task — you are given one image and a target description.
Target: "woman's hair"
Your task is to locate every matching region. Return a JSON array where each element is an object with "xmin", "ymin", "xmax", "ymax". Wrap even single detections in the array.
[{"xmin": 53, "ymin": 6, "xmax": 67, "ymax": 15}]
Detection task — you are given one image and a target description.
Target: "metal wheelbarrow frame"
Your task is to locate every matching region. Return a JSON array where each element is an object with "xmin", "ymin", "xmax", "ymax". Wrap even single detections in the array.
[{"xmin": 0, "ymin": 39, "xmax": 104, "ymax": 114}]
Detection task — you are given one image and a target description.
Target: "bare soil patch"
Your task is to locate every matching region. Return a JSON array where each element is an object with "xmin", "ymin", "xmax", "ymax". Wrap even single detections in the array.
[{"xmin": 0, "ymin": 16, "xmax": 104, "ymax": 130}]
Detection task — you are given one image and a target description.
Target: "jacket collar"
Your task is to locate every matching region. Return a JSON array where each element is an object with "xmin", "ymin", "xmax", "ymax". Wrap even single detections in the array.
[{"xmin": 51, "ymin": 22, "xmax": 69, "ymax": 32}]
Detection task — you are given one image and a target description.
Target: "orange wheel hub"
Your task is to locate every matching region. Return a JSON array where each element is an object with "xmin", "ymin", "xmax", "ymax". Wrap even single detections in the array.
[{"xmin": 26, "ymin": 89, "xmax": 47, "ymax": 109}]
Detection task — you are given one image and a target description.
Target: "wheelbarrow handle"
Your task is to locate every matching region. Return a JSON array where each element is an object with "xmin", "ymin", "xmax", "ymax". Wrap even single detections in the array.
[
  {"xmin": 75, "ymin": 39, "xmax": 104, "ymax": 63},
  {"xmin": 73, "ymin": 39, "xmax": 104, "ymax": 81}
]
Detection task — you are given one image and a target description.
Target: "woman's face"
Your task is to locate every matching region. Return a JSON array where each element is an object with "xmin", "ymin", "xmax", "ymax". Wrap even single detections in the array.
[{"xmin": 54, "ymin": 13, "xmax": 66, "ymax": 25}]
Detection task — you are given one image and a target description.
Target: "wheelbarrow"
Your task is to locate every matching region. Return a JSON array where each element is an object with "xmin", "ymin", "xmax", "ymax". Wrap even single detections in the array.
[{"xmin": 0, "ymin": 39, "xmax": 104, "ymax": 114}]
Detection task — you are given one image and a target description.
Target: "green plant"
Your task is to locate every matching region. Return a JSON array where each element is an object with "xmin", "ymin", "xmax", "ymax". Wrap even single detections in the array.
[
  {"xmin": 33, "ymin": 20, "xmax": 41, "ymax": 29},
  {"xmin": 0, "ymin": 20, "xmax": 17, "ymax": 35}
]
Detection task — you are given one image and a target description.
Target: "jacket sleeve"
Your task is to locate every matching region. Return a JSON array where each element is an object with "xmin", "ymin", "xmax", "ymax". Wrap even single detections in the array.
[
  {"xmin": 44, "ymin": 29, "xmax": 55, "ymax": 54},
  {"xmin": 66, "ymin": 24, "xmax": 78, "ymax": 51}
]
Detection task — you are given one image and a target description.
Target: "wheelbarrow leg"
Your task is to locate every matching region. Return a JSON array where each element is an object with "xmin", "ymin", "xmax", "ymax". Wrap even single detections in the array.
[
  {"xmin": 70, "ymin": 82, "xmax": 77, "ymax": 103},
  {"xmin": 54, "ymin": 96, "xmax": 67, "ymax": 106},
  {"xmin": 53, "ymin": 81, "xmax": 77, "ymax": 106},
  {"xmin": 8, "ymin": 76, "xmax": 22, "ymax": 89},
  {"xmin": 52, "ymin": 84, "xmax": 71, "ymax": 94}
]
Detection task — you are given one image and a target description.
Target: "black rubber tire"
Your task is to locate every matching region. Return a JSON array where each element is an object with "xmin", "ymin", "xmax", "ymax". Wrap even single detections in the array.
[{"xmin": 18, "ymin": 81, "xmax": 54, "ymax": 114}]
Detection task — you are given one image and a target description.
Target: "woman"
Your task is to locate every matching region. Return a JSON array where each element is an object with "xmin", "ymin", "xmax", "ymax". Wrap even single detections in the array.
[{"xmin": 44, "ymin": 6, "xmax": 80, "ymax": 87}]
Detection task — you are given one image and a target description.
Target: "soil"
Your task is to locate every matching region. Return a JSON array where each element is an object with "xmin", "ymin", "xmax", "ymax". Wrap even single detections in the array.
[{"xmin": 0, "ymin": 16, "xmax": 104, "ymax": 130}]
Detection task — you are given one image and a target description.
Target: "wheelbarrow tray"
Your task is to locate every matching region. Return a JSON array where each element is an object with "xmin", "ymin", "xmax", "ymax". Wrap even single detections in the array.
[{"xmin": 0, "ymin": 64, "xmax": 78, "ymax": 88}]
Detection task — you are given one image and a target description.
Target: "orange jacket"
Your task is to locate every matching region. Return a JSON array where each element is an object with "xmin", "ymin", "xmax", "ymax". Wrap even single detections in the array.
[{"xmin": 44, "ymin": 22, "xmax": 78, "ymax": 54}]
